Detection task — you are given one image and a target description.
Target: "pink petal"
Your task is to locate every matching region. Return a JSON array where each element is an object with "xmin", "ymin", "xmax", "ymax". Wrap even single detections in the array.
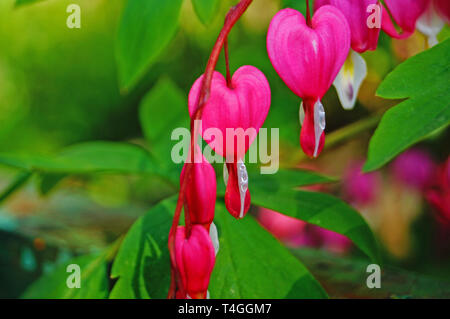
[
  {"xmin": 267, "ymin": 6, "xmax": 350, "ymax": 100},
  {"xmin": 315, "ymin": 0, "xmax": 381, "ymax": 53},
  {"xmin": 175, "ymin": 225, "xmax": 216, "ymax": 299},
  {"xmin": 188, "ymin": 66, "xmax": 271, "ymax": 160},
  {"xmin": 382, "ymin": 0, "xmax": 429, "ymax": 39},
  {"xmin": 180, "ymin": 151, "xmax": 217, "ymax": 227}
]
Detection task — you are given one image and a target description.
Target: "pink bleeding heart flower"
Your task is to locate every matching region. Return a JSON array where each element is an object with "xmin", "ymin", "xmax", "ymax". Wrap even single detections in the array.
[
  {"xmin": 315, "ymin": 0, "xmax": 381, "ymax": 110},
  {"xmin": 382, "ymin": 0, "xmax": 429, "ymax": 39},
  {"xmin": 267, "ymin": 6, "xmax": 350, "ymax": 157},
  {"xmin": 416, "ymin": 0, "xmax": 449, "ymax": 47},
  {"xmin": 180, "ymin": 148, "xmax": 217, "ymax": 228},
  {"xmin": 188, "ymin": 66, "xmax": 270, "ymax": 160},
  {"xmin": 188, "ymin": 66, "xmax": 271, "ymax": 219},
  {"xmin": 175, "ymin": 225, "xmax": 216, "ymax": 299}
]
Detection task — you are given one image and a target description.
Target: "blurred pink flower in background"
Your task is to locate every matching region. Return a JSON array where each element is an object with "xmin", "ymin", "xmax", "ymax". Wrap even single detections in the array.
[
  {"xmin": 391, "ymin": 148, "xmax": 436, "ymax": 191},
  {"xmin": 342, "ymin": 161, "xmax": 380, "ymax": 206},
  {"xmin": 257, "ymin": 208, "xmax": 352, "ymax": 255},
  {"xmin": 426, "ymin": 157, "xmax": 450, "ymax": 227}
]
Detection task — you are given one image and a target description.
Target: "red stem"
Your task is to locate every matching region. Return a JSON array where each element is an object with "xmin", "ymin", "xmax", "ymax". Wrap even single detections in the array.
[
  {"xmin": 306, "ymin": 0, "xmax": 312, "ymax": 27},
  {"xmin": 167, "ymin": 0, "xmax": 253, "ymax": 299},
  {"xmin": 224, "ymin": 38, "xmax": 232, "ymax": 88}
]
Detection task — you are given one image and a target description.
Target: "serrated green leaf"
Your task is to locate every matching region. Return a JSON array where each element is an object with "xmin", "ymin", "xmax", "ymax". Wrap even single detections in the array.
[
  {"xmin": 364, "ymin": 39, "xmax": 450, "ymax": 172},
  {"xmin": 109, "ymin": 197, "xmax": 176, "ymax": 299},
  {"xmin": 210, "ymin": 203, "xmax": 328, "ymax": 298},
  {"xmin": 227, "ymin": 169, "xmax": 381, "ymax": 263},
  {"xmin": 116, "ymin": 0, "xmax": 183, "ymax": 90},
  {"xmin": 192, "ymin": 0, "xmax": 220, "ymax": 25},
  {"xmin": 110, "ymin": 195, "xmax": 327, "ymax": 299}
]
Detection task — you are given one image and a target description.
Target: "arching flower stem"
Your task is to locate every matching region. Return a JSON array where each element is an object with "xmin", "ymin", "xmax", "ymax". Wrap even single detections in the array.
[{"xmin": 167, "ymin": 0, "xmax": 253, "ymax": 299}]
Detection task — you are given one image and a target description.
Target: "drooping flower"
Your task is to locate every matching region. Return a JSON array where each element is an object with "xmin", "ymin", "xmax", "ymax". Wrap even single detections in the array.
[
  {"xmin": 315, "ymin": 0, "xmax": 381, "ymax": 110},
  {"xmin": 391, "ymin": 148, "xmax": 436, "ymax": 191},
  {"xmin": 180, "ymin": 148, "xmax": 217, "ymax": 228},
  {"xmin": 174, "ymin": 225, "xmax": 216, "ymax": 299},
  {"xmin": 381, "ymin": 0, "xmax": 429, "ymax": 39},
  {"xmin": 267, "ymin": 6, "xmax": 350, "ymax": 157},
  {"xmin": 416, "ymin": 0, "xmax": 450, "ymax": 47},
  {"xmin": 188, "ymin": 66, "xmax": 271, "ymax": 218}
]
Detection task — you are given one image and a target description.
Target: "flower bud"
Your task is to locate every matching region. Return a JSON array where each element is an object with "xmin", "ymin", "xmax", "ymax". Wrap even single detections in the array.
[
  {"xmin": 175, "ymin": 225, "xmax": 216, "ymax": 299},
  {"xmin": 180, "ymin": 152, "xmax": 216, "ymax": 227}
]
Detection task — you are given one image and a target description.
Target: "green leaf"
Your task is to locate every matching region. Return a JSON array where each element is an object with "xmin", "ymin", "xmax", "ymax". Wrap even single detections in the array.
[
  {"xmin": 0, "ymin": 141, "xmax": 157, "ymax": 174},
  {"xmin": 116, "ymin": 0, "xmax": 183, "ymax": 90},
  {"xmin": 22, "ymin": 252, "xmax": 109, "ymax": 299},
  {"xmin": 228, "ymin": 169, "xmax": 381, "ymax": 263},
  {"xmin": 109, "ymin": 197, "xmax": 176, "ymax": 298},
  {"xmin": 110, "ymin": 195, "xmax": 326, "ymax": 299},
  {"xmin": 192, "ymin": 0, "xmax": 220, "ymax": 25},
  {"xmin": 364, "ymin": 39, "xmax": 450, "ymax": 172},
  {"xmin": 210, "ymin": 203, "xmax": 327, "ymax": 298},
  {"xmin": 139, "ymin": 77, "xmax": 188, "ymax": 179}
]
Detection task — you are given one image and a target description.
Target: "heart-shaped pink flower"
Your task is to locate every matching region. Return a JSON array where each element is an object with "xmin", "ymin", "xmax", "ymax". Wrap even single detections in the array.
[
  {"xmin": 267, "ymin": 6, "xmax": 350, "ymax": 157},
  {"xmin": 188, "ymin": 65, "xmax": 271, "ymax": 161},
  {"xmin": 188, "ymin": 65, "xmax": 270, "ymax": 219},
  {"xmin": 314, "ymin": 1, "xmax": 380, "ymax": 111},
  {"xmin": 267, "ymin": 6, "xmax": 350, "ymax": 100}
]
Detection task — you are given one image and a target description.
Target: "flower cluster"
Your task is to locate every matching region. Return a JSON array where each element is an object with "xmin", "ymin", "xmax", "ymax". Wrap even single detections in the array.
[
  {"xmin": 169, "ymin": 0, "xmax": 449, "ymax": 298},
  {"xmin": 172, "ymin": 66, "xmax": 271, "ymax": 299}
]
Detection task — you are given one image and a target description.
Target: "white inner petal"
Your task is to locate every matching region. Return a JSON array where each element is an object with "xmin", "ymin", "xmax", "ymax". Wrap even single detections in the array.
[
  {"xmin": 223, "ymin": 163, "xmax": 228, "ymax": 186},
  {"xmin": 209, "ymin": 222, "xmax": 219, "ymax": 256},
  {"xmin": 299, "ymin": 101, "xmax": 305, "ymax": 126},
  {"xmin": 313, "ymin": 100, "xmax": 326, "ymax": 158},
  {"xmin": 416, "ymin": 4, "xmax": 444, "ymax": 47},
  {"xmin": 237, "ymin": 159, "xmax": 248, "ymax": 219},
  {"xmin": 333, "ymin": 50, "xmax": 367, "ymax": 110}
]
